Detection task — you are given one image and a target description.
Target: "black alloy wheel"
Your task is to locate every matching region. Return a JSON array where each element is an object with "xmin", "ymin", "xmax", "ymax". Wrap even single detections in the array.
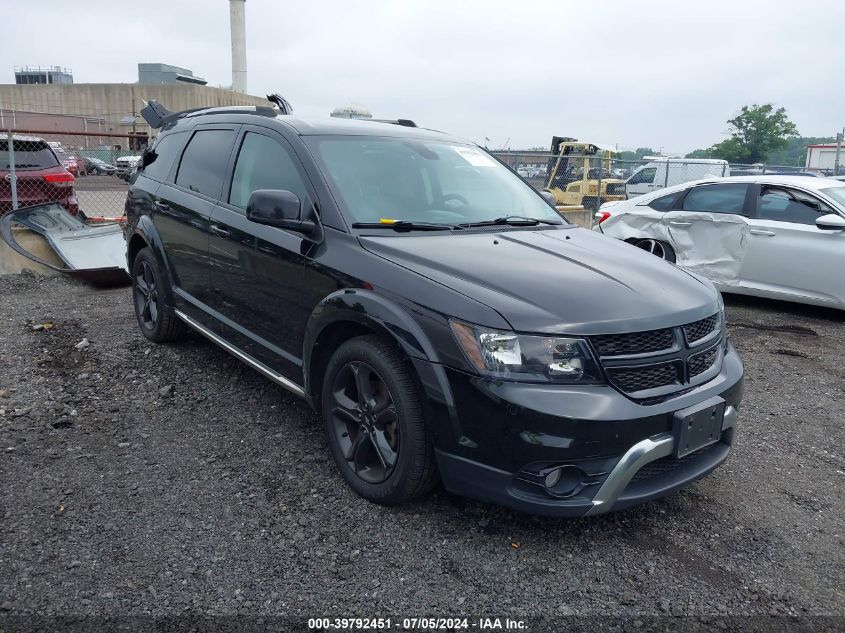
[
  {"xmin": 321, "ymin": 335, "xmax": 438, "ymax": 504},
  {"xmin": 134, "ymin": 260, "xmax": 159, "ymax": 331},
  {"xmin": 329, "ymin": 360, "xmax": 399, "ymax": 484},
  {"xmin": 131, "ymin": 247, "xmax": 185, "ymax": 343}
]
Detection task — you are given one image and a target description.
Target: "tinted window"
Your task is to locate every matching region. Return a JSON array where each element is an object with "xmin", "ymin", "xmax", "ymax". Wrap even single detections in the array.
[
  {"xmin": 143, "ymin": 132, "xmax": 186, "ymax": 182},
  {"xmin": 628, "ymin": 167, "xmax": 656, "ymax": 185},
  {"xmin": 648, "ymin": 192, "xmax": 678, "ymax": 211},
  {"xmin": 229, "ymin": 133, "xmax": 309, "ymax": 209},
  {"xmin": 0, "ymin": 139, "xmax": 59, "ymax": 170},
  {"xmin": 758, "ymin": 188, "xmax": 830, "ymax": 225},
  {"xmin": 175, "ymin": 129, "xmax": 236, "ymax": 198},
  {"xmin": 682, "ymin": 184, "xmax": 748, "ymax": 213}
]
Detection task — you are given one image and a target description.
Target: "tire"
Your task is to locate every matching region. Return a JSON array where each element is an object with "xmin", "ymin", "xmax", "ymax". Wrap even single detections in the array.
[
  {"xmin": 582, "ymin": 196, "xmax": 601, "ymax": 210},
  {"xmin": 321, "ymin": 335, "xmax": 438, "ymax": 505},
  {"xmin": 634, "ymin": 238, "xmax": 676, "ymax": 263},
  {"xmin": 131, "ymin": 247, "xmax": 186, "ymax": 343}
]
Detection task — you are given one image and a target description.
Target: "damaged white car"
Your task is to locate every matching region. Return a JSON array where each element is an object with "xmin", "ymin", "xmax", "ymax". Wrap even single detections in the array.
[{"xmin": 594, "ymin": 176, "xmax": 845, "ymax": 310}]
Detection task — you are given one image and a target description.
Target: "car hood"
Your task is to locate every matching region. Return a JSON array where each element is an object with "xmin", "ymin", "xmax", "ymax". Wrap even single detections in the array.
[{"xmin": 359, "ymin": 226, "xmax": 719, "ymax": 335}]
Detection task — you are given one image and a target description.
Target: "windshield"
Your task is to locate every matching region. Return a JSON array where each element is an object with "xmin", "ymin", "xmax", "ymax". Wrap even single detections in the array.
[
  {"xmin": 307, "ymin": 136, "xmax": 561, "ymax": 225},
  {"xmin": 0, "ymin": 140, "xmax": 60, "ymax": 171},
  {"xmin": 820, "ymin": 187, "xmax": 845, "ymax": 208}
]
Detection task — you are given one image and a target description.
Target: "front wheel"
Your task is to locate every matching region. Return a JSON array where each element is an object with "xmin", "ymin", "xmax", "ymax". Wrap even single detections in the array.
[
  {"xmin": 322, "ymin": 335, "xmax": 438, "ymax": 505},
  {"xmin": 634, "ymin": 238, "xmax": 676, "ymax": 263}
]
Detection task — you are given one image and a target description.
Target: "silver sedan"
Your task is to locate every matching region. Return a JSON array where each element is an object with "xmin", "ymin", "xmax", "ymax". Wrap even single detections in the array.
[{"xmin": 594, "ymin": 175, "xmax": 845, "ymax": 310}]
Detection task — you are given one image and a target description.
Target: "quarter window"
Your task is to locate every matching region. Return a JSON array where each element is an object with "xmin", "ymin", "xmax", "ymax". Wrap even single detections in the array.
[
  {"xmin": 229, "ymin": 132, "xmax": 310, "ymax": 210},
  {"xmin": 142, "ymin": 132, "xmax": 186, "ymax": 182},
  {"xmin": 758, "ymin": 188, "xmax": 831, "ymax": 225},
  {"xmin": 648, "ymin": 192, "xmax": 678, "ymax": 211},
  {"xmin": 682, "ymin": 184, "xmax": 748, "ymax": 214},
  {"xmin": 175, "ymin": 129, "xmax": 237, "ymax": 199}
]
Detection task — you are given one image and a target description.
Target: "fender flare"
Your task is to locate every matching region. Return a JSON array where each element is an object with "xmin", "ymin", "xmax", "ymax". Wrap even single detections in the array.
[
  {"xmin": 303, "ymin": 288, "xmax": 441, "ymax": 377},
  {"xmin": 127, "ymin": 215, "xmax": 172, "ymax": 276},
  {"xmin": 302, "ymin": 288, "xmax": 465, "ymax": 447}
]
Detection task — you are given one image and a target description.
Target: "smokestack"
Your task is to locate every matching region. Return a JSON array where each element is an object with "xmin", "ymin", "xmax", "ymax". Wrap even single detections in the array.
[{"xmin": 229, "ymin": 0, "xmax": 247, "ymax": 93}]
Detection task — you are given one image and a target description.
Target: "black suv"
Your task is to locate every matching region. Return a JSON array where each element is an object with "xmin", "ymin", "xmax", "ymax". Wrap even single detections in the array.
[{"xmin": 124, "ymin": 103, "xmax": 743, "ymax": 516}]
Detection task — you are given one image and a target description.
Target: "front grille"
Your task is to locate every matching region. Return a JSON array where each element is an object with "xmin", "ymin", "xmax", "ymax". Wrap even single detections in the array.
[
  {"xmin": 684, "ymin": 314, "xmax": 718, "ymax": 344},
  {"xmin": 630, "ymin": 443, "xmax": 715, "ymax": 482},
  {"xmin": 591, "ymin": 328, "xmax": 674, "ymax": 356},
  {"xmin": 593, "ymin": 312, "xmax": 723, "ymax": 399},
  {"xmin": 605, "ymin": 182, "xmax": 626, "ymax": 195},
  {"xmin": 689, "ymin": 345, "xmax": 719, "ymax": 378},
  {"xmin": 607, "ymin": 363, "xmax": 679, "ymax": 392}
]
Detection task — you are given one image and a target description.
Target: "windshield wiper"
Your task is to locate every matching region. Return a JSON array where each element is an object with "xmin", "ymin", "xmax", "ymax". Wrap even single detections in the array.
[
  {"xmin": 458, "ymin": 215, "xmax": 563, "ymax": 228},
  {"xmin": 351, "ymin": 220, "xmax": 459, "ymax": 232}
]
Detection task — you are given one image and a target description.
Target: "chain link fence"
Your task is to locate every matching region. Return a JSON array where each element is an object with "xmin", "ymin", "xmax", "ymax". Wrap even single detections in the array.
[
  {"xmin": 1, "ymin": 129, "xmax": 149, "ymax": 220},
  {"xmin": 490, "ymin": 150, "xmax": 831, "ymax": 209}
]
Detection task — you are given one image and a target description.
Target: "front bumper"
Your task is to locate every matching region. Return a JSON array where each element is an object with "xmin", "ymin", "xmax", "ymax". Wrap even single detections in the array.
[{"xmin": 425, "ymin": 343, "xmax": 743, "ymax": 517}]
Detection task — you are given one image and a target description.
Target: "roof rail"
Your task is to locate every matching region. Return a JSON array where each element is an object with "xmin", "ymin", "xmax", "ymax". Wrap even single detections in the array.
[
  {"xmin": 369, "ymin": 118, "xmax": 418, "ymax": 128},
  {"xmin": 140, "ymin": 100, "xmax": 277, "ymax": 129}
]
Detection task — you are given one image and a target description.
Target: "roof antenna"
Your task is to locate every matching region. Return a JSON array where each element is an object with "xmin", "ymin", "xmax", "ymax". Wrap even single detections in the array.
[{"xmin": 267, "ymin": 93, "xmax": 293, "ymax": 115}]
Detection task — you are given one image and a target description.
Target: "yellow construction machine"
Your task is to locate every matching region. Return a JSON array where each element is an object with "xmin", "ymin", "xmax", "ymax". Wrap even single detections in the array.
[{"xmin": 543, "ymin": 136, "xmax": 626, "ymax": 211}]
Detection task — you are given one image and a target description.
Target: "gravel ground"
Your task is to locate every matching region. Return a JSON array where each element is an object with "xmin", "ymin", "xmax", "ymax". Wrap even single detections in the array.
[{"xmin": 0, "ymin": 273, "xmax": 843, "ymax": 628}]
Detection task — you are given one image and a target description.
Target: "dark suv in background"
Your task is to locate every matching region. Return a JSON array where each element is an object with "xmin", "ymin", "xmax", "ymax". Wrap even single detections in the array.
[
  {"xmin": 124, "ymin": 102, "xmax": 743, "ymax": 516},
  {"xmin": 0, "ymin": 136, "xmax": 78, "ymax": 214}
]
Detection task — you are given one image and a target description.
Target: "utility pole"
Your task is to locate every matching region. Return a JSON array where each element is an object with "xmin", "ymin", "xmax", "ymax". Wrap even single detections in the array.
[{"xmin": 834, "ymin": 128, "xmax": 843, "ymax": 176}]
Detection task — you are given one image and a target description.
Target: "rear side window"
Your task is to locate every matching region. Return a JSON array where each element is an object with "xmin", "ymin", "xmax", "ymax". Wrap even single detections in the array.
[
  {"xmin": 0, "ymin": 139, "xmax": 59, "ymax": 170},
  {"xmin": 682, "ymin": 184, "xmax": 748, "ymax": 214},
  {"xmin": 229, "ymin": 132, "xmax": 309, "ymax": 210},
  {"xmin": 176, "ymin": 129, "xmax": 236, "ymax": 198},
  {"xmin": 648, "ymin": 192, "xmax": 678, "ymax": 211},
  {"xmin": 628, "ymin": 167, "xmax": 656, "ymax": 185},
  {"xmin": 143, "ymin": 132, "xmax": 186, "ymax": 182}
]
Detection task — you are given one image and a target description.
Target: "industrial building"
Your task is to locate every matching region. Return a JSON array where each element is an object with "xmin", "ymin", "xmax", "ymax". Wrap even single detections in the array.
[
  {"xmin": 805, "ymin": 142, "xmax": 844, "ymax": 174},
  {"xmin": 0, "ymin": 82, "xmax": 267, "ymax": 147},
  {"xmin": 138, "ymin": 63, "xmax": 208, "ymax": 86},
  {"xmin": 1, "ymin": 1, "xmax": 259, "ymax": 148},
  {"xmin": 14, "ymin": 65, "xmax": 73, "ymax": 85}
]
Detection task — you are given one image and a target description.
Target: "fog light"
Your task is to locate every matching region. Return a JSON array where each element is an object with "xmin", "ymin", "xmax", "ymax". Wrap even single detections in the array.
[
  {"xmin": 544, "ymin": 468, "xmax": 562, "ymax": 489},
  {"xmin": 544, "ymin": 465, "xmax": 589, "ymax": 498}
]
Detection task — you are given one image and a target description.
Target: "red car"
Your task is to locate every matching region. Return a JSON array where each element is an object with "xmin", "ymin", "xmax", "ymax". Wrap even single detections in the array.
[
  {"xmin": 0, "ymin": 136, "xmax": 78, "ymax": 215},
  {"xmin": 53, "ymin": 148, "xmax": 85, "ymax": 177},
  {"xmin": 67, "ymin": 154, "xmax": 87, "ymax": 177}
]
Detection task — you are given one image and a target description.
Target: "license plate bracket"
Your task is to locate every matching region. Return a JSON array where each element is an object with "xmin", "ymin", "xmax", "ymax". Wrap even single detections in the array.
[{"xmin": 672, "ymin": 396, "xmax": 725, "ymax": 458}]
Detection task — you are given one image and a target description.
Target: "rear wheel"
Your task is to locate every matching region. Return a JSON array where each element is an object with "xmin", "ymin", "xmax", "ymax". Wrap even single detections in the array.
[
  {"xmin": 634, "ymin": 238, "xmax": 676, "ymax": 263},
  {"xmin": 322, "ymin": 335, "xmax": 438, "ymax": 505},
  {"xmin": 131, "ymin": 247, "xmax": 186, "ymax": 343}
]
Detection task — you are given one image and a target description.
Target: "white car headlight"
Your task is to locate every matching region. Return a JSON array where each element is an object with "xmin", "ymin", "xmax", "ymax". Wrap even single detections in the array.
[{"xmin": 450, "ymin": 321, "xmax": 602, "ymax": 383}]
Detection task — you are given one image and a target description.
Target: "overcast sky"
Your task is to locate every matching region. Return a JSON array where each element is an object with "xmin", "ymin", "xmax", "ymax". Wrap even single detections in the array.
[{"xmin": 2, "ymin": 0, "xmax": 843, "ymax": 153}]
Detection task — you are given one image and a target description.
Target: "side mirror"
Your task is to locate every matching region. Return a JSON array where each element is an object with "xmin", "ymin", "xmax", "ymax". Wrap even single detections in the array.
[
  {"xmin": 816, "ymin": 213, "xmax": 845, "ymax": 231},
  {"xmin": 246, "ymin": 189, "xmax": 320, "ymax": 239},
  {"xmin": 541, "ymin": 190, "xmax": 557, "ymax": 208}
]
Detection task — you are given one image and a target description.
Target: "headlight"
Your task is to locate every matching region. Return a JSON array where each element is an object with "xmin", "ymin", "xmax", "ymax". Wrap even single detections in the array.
[{"xmin": 450, "ymin": 321, "xmax": 602, "ymax": 383}]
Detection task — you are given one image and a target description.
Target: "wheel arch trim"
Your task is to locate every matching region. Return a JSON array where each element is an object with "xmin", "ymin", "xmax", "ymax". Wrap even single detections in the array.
[
  {"xmin": 126, "ymin": 216, "xmax": 171, "ymax": 280},
  {"xmin": 303, "ymin": 289, "xmax": 441, "ymax": 394},
  {"xmin": 303, "ymin": 288, "xmax": 466, "ymax": 447}
]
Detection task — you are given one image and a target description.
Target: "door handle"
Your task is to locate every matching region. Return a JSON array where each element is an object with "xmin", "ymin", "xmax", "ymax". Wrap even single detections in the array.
[
  {"xmin": 669, "ymin": 221, "xmax": 692, "ymax": 227},
  {"xmin": 750, "ymin": 229, "xmax": 775, "ymax": 236},
  {"xmin": 154, "ymin": 201, "xmax": 170, "ymax": 211},
  {"xmin": 209, "ymin": 225, "xmax": 231, "ymax": 238}
]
